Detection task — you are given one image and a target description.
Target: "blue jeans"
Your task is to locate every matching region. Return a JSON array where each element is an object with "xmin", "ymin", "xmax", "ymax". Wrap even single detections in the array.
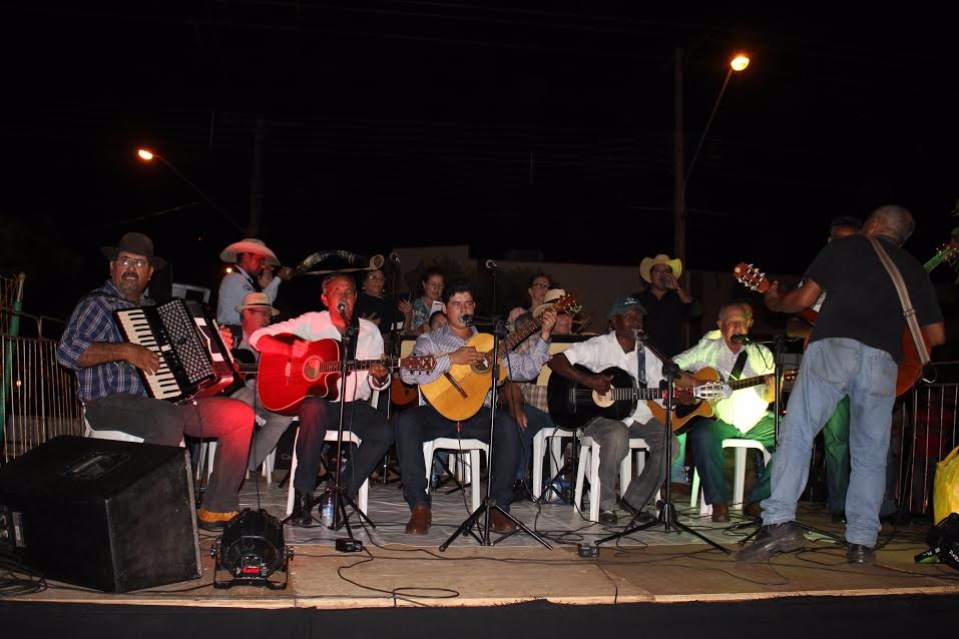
[
  {"xmin": 688, "ymin": 413, "xmax": 776, "ymax": 506},
  {"xmin": 516, "ymin": 404, "xmax": 557, "ymax": 481},
  {"xmin": 762, "ymin": 338, "xmax": 897, "ymax": 547}
]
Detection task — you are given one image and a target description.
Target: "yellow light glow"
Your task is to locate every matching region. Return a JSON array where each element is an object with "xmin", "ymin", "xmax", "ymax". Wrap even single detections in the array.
[
  {"xmin": 225, "ymin": 266, "xmax": 233, "ymax": 274},
  {"xmin": 730, "ymin": 54, "xmax": 750, "ymax": 72},
  {"xmin": 137, "ymin": 149, "xmax": 155, "ymax": 161}
]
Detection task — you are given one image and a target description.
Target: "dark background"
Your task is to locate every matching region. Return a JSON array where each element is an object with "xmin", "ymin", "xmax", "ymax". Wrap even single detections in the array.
[{"xmin": 2, "ymin": 3, "xmax": 957, "ymax": 318}]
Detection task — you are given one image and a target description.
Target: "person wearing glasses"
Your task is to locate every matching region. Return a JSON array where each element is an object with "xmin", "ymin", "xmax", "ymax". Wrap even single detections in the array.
[
  {"xmin": 57, "ymin": 232, "xmax": 254, "ymax": 531},
  {"xmin": 507, "ymin": 273, "xmax": 552, "ymax": 331}
]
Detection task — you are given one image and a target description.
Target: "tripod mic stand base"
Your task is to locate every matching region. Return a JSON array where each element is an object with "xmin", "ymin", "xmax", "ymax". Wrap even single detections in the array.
[
  {"xmin": 595, "ymin": 500, "xmax": 731, "ymax": 554},
  {"xmin": 438, "ymin": 499, "xmax": 552, "ymax": 551}
]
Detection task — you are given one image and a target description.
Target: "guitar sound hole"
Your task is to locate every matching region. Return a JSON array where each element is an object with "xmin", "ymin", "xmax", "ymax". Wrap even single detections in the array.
[
  {"xmin": 472, "ymin": 360, "xmax": 490, "ymax": 374},
  {"xmin": 302, "ymin": 357, "xmax": 321, "ymax": 381}
]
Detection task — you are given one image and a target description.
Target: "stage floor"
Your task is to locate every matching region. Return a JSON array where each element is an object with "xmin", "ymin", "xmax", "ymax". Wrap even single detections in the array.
[{"xmin": 10, "ymin": 477, "xmax": 959, "ymax": 608}]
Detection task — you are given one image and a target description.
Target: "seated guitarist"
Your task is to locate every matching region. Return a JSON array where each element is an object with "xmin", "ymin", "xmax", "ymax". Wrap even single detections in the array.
[
  {"xmin": 673, "ymin": 302, "xmax": 776, "ymax": 523},
  {"xmin": 249, "ymin": 274, "xmax": 395, "ymax": 525},
  {"xmin": 395, "ymin": 280, "xmax": 557, "ymax": 535},
  {"xmin": 547, "ymin": 296, "xmax": 678, "ymax": 524}
]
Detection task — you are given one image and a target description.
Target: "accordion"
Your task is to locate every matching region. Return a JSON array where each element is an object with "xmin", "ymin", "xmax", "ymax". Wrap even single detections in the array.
[{"xmin": 114, "ymin": 298, "xmax": 239, "ymax": 402}]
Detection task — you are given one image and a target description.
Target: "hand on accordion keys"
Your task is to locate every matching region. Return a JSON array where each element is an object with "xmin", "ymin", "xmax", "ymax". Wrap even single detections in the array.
[{"xmin": 124, "ymin": 342, "xmax": 161, "ymax": 375}]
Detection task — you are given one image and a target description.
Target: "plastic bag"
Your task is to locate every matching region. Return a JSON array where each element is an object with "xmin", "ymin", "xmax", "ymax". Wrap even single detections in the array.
[{"xmin": 933, "ymin": 445, "xmax": 959, "ymax": 525}]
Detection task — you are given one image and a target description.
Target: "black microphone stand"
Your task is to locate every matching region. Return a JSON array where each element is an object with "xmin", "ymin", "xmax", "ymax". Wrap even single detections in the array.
[
  {"xmin": 440, "ymin": 318, "xmax": 551, "ymax": 550},
  {"xmin": 327, "ymin": 313, "xmax": 376, "ymax": 536},
  {"xmin": 377, "ymin": 255, "xmax": 403, "ymax": 484},
  {"xmin": 733, "ymin": 334, "xmax": 842, "ymax": 543},
  {"xmin": 596, "ymin": 360, "xmax": 730, "ymax": 553}
]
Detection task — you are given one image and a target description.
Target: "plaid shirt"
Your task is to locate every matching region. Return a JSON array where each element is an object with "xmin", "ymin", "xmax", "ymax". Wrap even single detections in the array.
[
  {"xmin": 400, "ymin": 324, "xmax": 550, "ymax": 408},
  {"xmin": 57, "ymin": 281, "xmax": 151, "ymax": 404}
]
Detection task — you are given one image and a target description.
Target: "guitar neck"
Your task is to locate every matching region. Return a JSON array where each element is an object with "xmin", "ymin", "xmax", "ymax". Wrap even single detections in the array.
[
  {"xmin": 726, "ymin": 374, "xmax": 770, "ymax": 391},
  {"xmin": 313, "ymin": 357, "xmax": 405, "ymax": 374},
  {"xmin": 489, "ymin": 316, "xmax": 543, "ymax": 362}
]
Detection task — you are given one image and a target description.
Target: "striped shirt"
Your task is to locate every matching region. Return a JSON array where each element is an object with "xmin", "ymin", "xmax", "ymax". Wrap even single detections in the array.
[
  {"xmin": 57, "ymin": 281, "xmax": 151, "ymax": 404},
  {"xmin": 400, "ymin": 324, "xmax": 550, "ymax": 408}
]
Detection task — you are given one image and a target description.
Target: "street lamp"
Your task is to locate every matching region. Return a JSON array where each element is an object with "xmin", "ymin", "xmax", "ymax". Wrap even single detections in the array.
[
  {"xmin": 673, "ymin": 51, "xmax": 751, "ymax": 265},
  {"xmin": 136, "ymin": 148, "xmax": 244, "ymax": 233}
]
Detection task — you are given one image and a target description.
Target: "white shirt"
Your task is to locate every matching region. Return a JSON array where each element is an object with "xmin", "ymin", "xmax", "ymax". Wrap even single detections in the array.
[
  {"xmin": 217, "ymin": 270, "xmax": 281, "ymax": 326},
  {"xmin": 673, "ymin": 333, "xmax": 773, "ymax": 433},
  {"xmin": 560, "ymin": 332, "xmax": 665, "ymax": 426},
  {"xmin": 249, "ymin": 311, "xmax": 389, "ymax": 403}
]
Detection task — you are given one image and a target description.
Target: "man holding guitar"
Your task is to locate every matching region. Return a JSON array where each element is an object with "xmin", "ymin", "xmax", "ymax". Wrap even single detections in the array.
[
  {"xmin": 547, "ymin": 296, "xmax": 676, "ymax": 524},
  {"xmin": 249, "ymin": 274, "xmax": 396, "ymax": 526},
  {"xmin": 673, "ymin": 302, "xmax": 778, "ymax": 524},
  {"xmin": 395, "ymin": 280, "xmax": 558, "ymax": 535},
  {"xmin": 739, "ymin": 205, "xmax": 945, "ymax": 565}
]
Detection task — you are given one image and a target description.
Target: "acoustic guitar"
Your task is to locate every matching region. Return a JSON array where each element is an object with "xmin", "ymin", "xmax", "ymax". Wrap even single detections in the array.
[
  {"xmin": 420, "ymin": 293, "xmax": 579, "ymax": 421},
  {"xmin": 733, "ymin": 239, "xmax": 958, "ymax": 397},
  {"xmin": 255, "ymin": 334, "xmax": 435, "ymax": 415},
  {"xmin": 546, "ymin": 364, "xmax": 729, "ymax": 430},
  {"xmin": 645, "ymin": 367, "xmax": 797, "ymax": 434}
]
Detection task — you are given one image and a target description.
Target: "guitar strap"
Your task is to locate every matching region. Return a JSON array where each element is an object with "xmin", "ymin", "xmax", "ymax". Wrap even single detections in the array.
[
  {"xmin": 866, "ymin": 236, "xmax": 931, "ymax": 367},
  {"xmin": 636, "ymin": 345, "xmax": 647, "ymax": 387},
  {"xmin": 729, "ymin": 350, "xmax": 748, "ymax": 381}
]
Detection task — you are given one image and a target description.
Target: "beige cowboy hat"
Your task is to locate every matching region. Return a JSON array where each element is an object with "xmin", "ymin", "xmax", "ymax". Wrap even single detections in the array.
[
  {"xmin": 639, "ymin": 254, "xmax": 682, "ymax": 283},
  {"xmin": 533, "ymin": 288, "xmax": 582, "ymax": 318},
  {"xmin": 220, "ymin": 238, "xmax": 280, "ymax": 266},
  {"xmin": 235, "ymin": 292, "xmax": 280, "ymax": 317},
  {"xmin": 101, "ymin": 232, "xmax": 166, "ymax": 269}
]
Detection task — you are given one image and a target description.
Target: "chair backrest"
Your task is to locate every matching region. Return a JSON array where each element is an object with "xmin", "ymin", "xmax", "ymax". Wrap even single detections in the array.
[{"xmin": 535, "ymin": 341, "xmax": 574, "ymax": 387}]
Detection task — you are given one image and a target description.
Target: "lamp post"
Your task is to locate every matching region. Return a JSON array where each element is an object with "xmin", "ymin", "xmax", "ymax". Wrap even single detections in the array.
[
  {"xmin": 673, "ymin": 52, "xmax": 750, "ymax": 265},
  {"xmin": 136, "ymin": 149, "xmax": 244, "ymax": 233}
]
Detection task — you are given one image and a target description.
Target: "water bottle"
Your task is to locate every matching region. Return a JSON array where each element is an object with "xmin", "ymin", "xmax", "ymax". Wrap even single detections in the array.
[{"xmin": 320, "ymin": 488, "xmax": 335, "ymax": 527}]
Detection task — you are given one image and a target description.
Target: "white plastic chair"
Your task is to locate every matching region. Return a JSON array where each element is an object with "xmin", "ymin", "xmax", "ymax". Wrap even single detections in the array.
[
  {"xmin": 689, "ymin": 438, "xmax": 772, "ymax": 515},
  {"xmin": 423, "ymin": 437, "xmax": 489, "ymax": 513},
  {"xmin": 284, "ymin": 426, "xmax": 370, "ymax": 516},
  {"xmin": 531, "ymin": 427, "xmax": 574, "ymax": 500},
  {"xmin": 574, "ymin": 435, "xmax": 654, "ymax": 522}
]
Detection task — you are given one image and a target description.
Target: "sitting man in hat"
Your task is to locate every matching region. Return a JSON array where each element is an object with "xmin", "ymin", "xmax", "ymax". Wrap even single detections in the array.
[
  {"xmin": 220, "ymin": 292, "xmax": 298, "ymax": 475},
  {"xmin": 672, "ymin": 302, "xmax": 777, "ymax": 523},
  {"xmin": 248, "ymin": 273, "xmax": 396, "ymax": 525},
  {"xmin": 635, "ymin": 253, "xmax": 701, "ymax": 495},
  {"xmin": 502, "ymin": 287, "xmax": 578, "ymax": 497},
  {"xmin": 57, "ymin": 232, "xmax": 255, "ymax": 530},
  {"xmin": 547, "ymin": 296, "xmax": 678, "ymax": 524},
  {"xmin": 216, "ymin": 237, "xmax": 293, "ymax": 332}
]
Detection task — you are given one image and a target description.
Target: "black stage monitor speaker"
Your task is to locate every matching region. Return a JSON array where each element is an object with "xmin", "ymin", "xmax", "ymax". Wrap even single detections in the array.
[{"xmin": 0, "ymin": 435, "xmax": 201, "ymax": 592}]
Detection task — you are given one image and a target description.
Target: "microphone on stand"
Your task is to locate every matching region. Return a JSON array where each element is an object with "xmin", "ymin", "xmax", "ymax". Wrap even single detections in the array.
[
  {"xmin": 634, "ymin": 329, "xmax": 647, "ymax": 345},
  {"xmin": 730, "ymin": 334, "xmax": 753, "ymax": 344},
  {"xmin": 389, "ymin": 252, "xmax": 400, "ymax": 264},
  {"xmin": 485, "ymin": 260, "xmax": 497, "ymax": 271},
  {"xmin": 461, "ymin": 314, "xmax": 474, "ymax": 327},
  {"xmin": 336, "ymin": 300, "xmax": 348, "ymax": 317}
]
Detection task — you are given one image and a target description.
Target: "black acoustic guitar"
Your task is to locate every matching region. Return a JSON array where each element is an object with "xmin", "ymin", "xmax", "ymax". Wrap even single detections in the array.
[{"xmin": 546, "ymin": 365, "xmax": 697, "ymax": 430}]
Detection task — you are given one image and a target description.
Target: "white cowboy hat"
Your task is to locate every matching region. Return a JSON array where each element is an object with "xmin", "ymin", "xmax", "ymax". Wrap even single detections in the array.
[
  {"xmin": 639, "ymin": 254, "xmax": 682, "ymax": 283},
  {"xmin": 533, "ymin": 288, "xmax": 581, "ymax": 318},
  {"xmin": 220, "ymin": 238, "xmax": 280, "ymax": 266},
  {"xmin": 235, "ymin": 292, "xmax": 280, "ymax": 317}
]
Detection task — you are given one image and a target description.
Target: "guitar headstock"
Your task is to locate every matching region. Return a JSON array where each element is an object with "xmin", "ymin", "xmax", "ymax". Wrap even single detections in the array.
[
  {"xmin": 551, "ymin": 293, "xmax": 581, "ymax": 315},
  {"xmin": 405, "ymin": 355, "xmax": 436, "ymax": 372},
  {"xmin": 939, "ymin": 239, "xmax": 959, "ymax": 265},
  {"xmin": 732, "ymin": 263, "xmax": 770, "ymax": 293},
  {"xmin": 783, "ymin": 368, "xmax": 798, "ymax": 384},
  {"xmin": 694, "ymin": 381, "xmax": 732, "ymax": 401}
]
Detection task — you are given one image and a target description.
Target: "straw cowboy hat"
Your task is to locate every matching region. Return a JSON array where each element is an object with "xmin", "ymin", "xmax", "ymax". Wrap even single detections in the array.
[
  {"xmin": 235, "ymin": 292, "xmax": 280, "ymax": 317},
  {"xmin": 533, "ymin": 288, "xmax": 582, "ymax": 318},
  {"xmin": 639, "ymin": 254, "xmax": 682, "ymax": 283},
  {"xmin": 220, "ymin": 238, "xmax": 280, "ymax": 266},
  {"xmin": 101, "ymin": 232, "xmax": 166, "ymax": 269}
]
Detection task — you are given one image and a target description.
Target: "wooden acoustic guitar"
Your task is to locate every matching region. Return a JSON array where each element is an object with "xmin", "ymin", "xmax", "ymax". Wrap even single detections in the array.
[
  {"xmin": 420, "ymin": 293, "xmax": 579, "ymax": 421},
  {"xmin": 645, "ymin": 367, "xmax": 797, "ymax": 434},
  {"xmin": 255, "ymin": 334, "xmax": 435, "ymax": 415},
  {"xmin": 733, "ymin": 239, "xmax": 958, "ymax": 397},
  {"xmin": 546, "ymin": 364, "xmax": 729, "ymax": 430}
]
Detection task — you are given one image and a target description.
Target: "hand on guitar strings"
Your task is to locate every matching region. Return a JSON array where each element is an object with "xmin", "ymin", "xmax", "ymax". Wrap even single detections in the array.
[{"xmin": 448, "ymin": 345, "xmax": 484, "ymax": 366}]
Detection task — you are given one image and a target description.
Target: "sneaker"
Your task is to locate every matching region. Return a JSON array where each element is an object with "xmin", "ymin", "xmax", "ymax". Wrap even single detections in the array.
[
  {"xmin": 197, "ymin": 509, "xmax": 239, "ymax": 531},
  {"xmin": 735, "ymin": 521, "xmax": 806, "ymax": 563}
]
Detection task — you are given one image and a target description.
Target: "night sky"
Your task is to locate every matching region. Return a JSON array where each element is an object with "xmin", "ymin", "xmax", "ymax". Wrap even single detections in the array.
[{"xmin": 3, "ymin": 4, "xmax": 958, "ymax": 318}]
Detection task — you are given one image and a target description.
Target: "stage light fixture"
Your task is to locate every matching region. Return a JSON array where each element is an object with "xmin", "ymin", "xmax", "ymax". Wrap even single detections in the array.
[{"xmin": 211, "ymin": 509, "xmax": 292, "ymax": 589}]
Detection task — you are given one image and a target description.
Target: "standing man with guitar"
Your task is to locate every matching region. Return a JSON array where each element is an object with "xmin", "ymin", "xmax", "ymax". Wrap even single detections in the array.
[
  {"xmin": 739, "ymin": 205, "xmax": 945, "ymax": 564},
  {"xmin": 395, "ymin": 280, "xmax": 558, "ymax": 535},
  {"xmin": 249, "ymin": 274, "xmax": 395, "ymax": 525},
  {"xmin": 673, "ymin": 302, "xmax": 778, "ymax": 524},
  {"xmin": 547, "ymin": 296, "xmax": 676, "ymax": 524}
]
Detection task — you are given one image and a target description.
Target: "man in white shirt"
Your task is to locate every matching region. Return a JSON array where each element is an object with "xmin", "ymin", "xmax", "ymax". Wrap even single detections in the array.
[
  {"xmin": 250, "ymin": 274, "xmax": 394, "ymax": 525},
  {"xmin": 673, "ymin": 302, "xmax": 776, "ymax": 523},
  {"xmin": 548, "ymin": 297, "xmax": 677, "ymax": 524}
]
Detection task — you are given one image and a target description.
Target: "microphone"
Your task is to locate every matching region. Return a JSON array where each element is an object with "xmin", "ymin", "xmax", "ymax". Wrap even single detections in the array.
[
  {"xmin": 336, "ymin": 300, "xmax": 348, "ymax": 316},
  {"xmin": 730, "ymin": 334, "xmax": 752, "ymax": 344},
  {"xmin": 461, "ymin": 314, "xmax": 474, "ymax": 327},
  {"xmin": 634, "ymin": 329, "xmax": 647, "ymax": 345},
  {"xmin": 485, "ymin": 259, "xmax": 497, "ymax": 271},
  {"xmin": 389, "ymin": 252, "xmax": 400, "ymax": 264}
]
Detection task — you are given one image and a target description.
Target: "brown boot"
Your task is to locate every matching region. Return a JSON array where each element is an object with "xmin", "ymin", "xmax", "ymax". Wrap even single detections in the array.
[
  {"xmin": 711, "ymin": 502, "xmax": 730, "ymax": 523},
  {"xmin": 405, "ymin": 505, "xmax": 432, "ymax": 534},
  {"xmin": 490, "ymin": 509, "xmax": 518, "ymax": 534}
]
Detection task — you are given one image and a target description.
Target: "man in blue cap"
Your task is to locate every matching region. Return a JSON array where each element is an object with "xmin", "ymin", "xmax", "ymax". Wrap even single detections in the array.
[{"xmin": 547, "ymin": 296, "xmax": 677, "ymax": 524}]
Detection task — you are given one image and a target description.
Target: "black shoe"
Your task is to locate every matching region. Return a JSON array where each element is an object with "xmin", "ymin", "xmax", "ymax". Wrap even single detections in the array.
[
  {"xmin": 618, "ymin": 498, "xmax": 655, "ymax": 524},
  {"xmin": 846, "ymin": 543, "xmax": 875, "ymax": 565},
  {"xmin": 831, "ymin": 511, "xmax": 846, "ymax": 524},
  {"xmin": 735, "ymin": 522, "xmax": 806, "ymax": 563},
  {"xmin": 512, "ymin": 479, "xmax": 530, "ymax": 503},
  {"xmin": 291, "ymin": 490, "xmax": 314, "ymax": 527},
  {"xmin": 599, "ymin": 510, "xmax": 617, "ymax": 524}
]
